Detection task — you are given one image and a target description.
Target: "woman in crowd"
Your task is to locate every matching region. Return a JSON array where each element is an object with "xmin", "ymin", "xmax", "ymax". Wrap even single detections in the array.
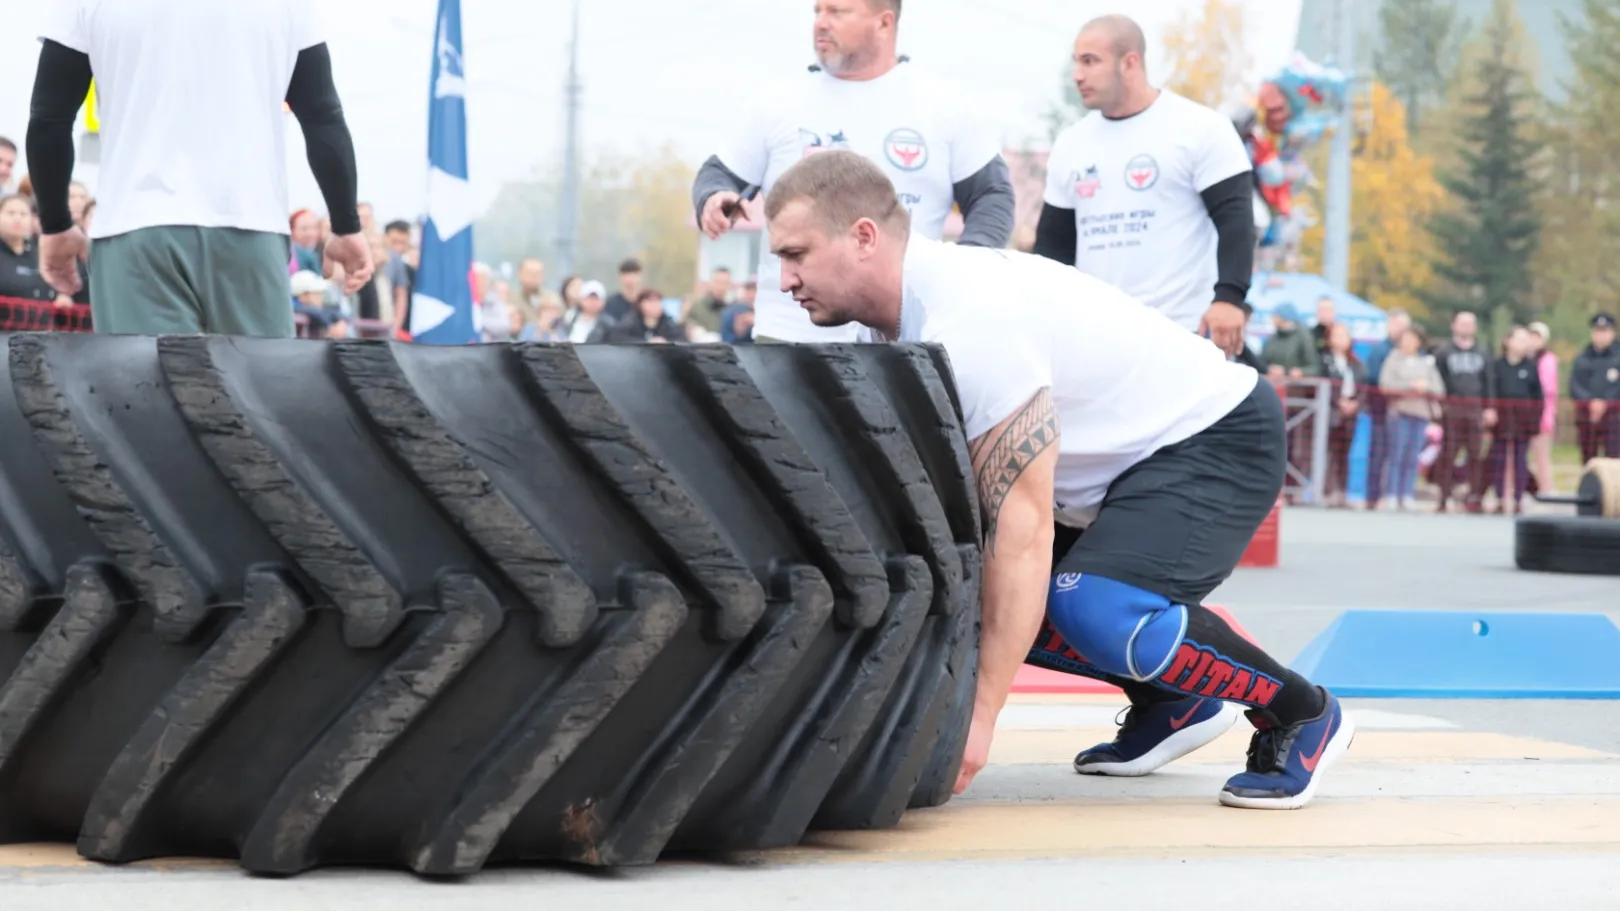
[
  {"xmin": 1526, "ymin": 321, "xmax": 1559, "ymax": 495},
  {"xmin": 288, "ymin": 208, "xmax": 323, "ymax": 274},
  {"xmin": 0, "ymin": 194, "xmax": 74, "ymax": 306},
  {"xmin": 1320, "ymin": 322, "xmax": 1365, "ymax": 507},
  {"xmin": 1489, "ymin": 325, "xmax": 1544, "ymax": 514},
  {"xmin": 557, "ymin": 275, "xmax": 583, "ymax": 312},
  {"xmin": 518, "ymin": 290, "xmax": 567, "ymax": 341},
  {"xmin": 1378, "ymin": 323, "xmax": 1444, "ymax": 511},
  {"xmin": 607, "ymin": 287, "xmax": 683, "ymax": 344}
]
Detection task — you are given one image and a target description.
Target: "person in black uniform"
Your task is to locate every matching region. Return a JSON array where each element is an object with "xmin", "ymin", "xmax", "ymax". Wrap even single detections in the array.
[{"xmin": 1571, "ymin": 313, "xmax": 1620, "ymax": 463}]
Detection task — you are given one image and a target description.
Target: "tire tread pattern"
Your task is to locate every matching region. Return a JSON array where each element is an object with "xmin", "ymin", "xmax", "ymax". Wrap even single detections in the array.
[
  {"xmin": 79, "ymin": 570, "xmax": 308, "ymax": 862},
  {"xmin": 0, "ymin": 563, "xmax": 125, "ymax": 775},
  {"xmin": 10, "ymin": 336, "xmax": 204, "ymax": 639},
  {"xmin": 410, "ymin": 571, "xmax": 688, "ymax": 875},
  {"xmin": 332, "ymin": 340, "xmax": 598, "ymax": 647},
  {"xmin": 239, "ymin": 572, "xmax": 503, "ymax": 874},
  {"xmin": 671, "ymin": 345, "xmax": 889, "ymax": 628},
  {"xmin": 157, "ymin": 336, "xmax": 403, "ymax": 647},
  {"xmin": 518, "ymin": 345, "xmax": 765, "ymax": 641},
  {"xmin": 803, "ymin": 348, "xmax": 965, "ymax": 617}
]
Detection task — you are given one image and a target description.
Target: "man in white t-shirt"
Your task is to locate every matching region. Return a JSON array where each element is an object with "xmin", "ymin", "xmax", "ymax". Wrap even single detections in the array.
[
  {"xmin": 764, "ymin": 149, "xmax": 1353, "ymax": 809},
  {"xmin": 690, "ymin": 0, "xmax": 1013, "ymax": 343},
  {"xmin": 1034, "ymin": 14, "xmax": 1256, "ymax": 360},
  {"xmin": 25, "ymin": 0, "xmax": 371, "ymax": 337}
]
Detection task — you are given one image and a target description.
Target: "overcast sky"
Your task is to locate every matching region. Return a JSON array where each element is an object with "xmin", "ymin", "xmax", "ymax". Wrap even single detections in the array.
[{"xmin": 1, "ymin": 0, "xmax": 1301, "ymax": 222}]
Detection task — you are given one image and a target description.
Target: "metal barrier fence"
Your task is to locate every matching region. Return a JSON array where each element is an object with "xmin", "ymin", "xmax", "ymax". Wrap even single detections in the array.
[
  {"xmin": 1269, "ymin": 378, "xmax": 1618, "ymax": 511},
  {"xmin": 0, "ymin": 296, "xmax": 394, "ymax": 340}
]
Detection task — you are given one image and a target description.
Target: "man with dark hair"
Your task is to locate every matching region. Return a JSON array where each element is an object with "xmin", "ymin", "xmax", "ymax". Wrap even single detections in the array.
[
  {"xmin": 766, "ymin": 149, "xmax": 1353, "ymax": 808},
  {"xmin": 693, "ymin": 0, "xmax": 1013, "ymax": 343},
  {"xmin": 603, "ymin": 258, "xmax": 644, "ymax": 323},
  {"xmin": 381, "ymin": 219, "xmax": 416, "ymax": 336},
  {"xmin": 26, "ymin": 0, "xmax": 371, "ymax": 337},
  {"xmin": 1431, "ymin": 310, "xmax": 1496, "ymax": 513},
  {"xmin": 1035, "ymin": 14, "xmax": 1256, "ymax": 359}
]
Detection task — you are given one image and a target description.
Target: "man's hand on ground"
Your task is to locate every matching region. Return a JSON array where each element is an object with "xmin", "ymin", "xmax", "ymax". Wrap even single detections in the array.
[
  {"xmin": 700, "ymin": 191, "xmax": 743, "ymax": 239},
  {"xmin": 953, "ymin": 709, "xmax": 997, "ymax": 794},
  {"xmin": 323, "ymin": 232, "xmax": 374, "ymax": 294},
  {"xmin": 37, "ymin": 228, "xmax": 88, "ymax": 296},
  {"xmin": 1199, "ymin": 300, "xmax": 1248, "ymax": 357}
]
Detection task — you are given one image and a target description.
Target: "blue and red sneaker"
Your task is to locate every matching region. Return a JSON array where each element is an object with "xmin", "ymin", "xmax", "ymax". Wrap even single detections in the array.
[
  {"xmin": 1074, "ymin": 694, "xmax": 1240, "ymax": 777},
  {"xmin": 1219, "ymin": 688, "xmax": 1355, "ymax": 809}
]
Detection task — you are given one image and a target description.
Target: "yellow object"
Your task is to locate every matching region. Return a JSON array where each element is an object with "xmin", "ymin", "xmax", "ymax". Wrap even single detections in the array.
[{"xmin": 84, "ymin": 80, "xmax": 99, "ymax": 133}]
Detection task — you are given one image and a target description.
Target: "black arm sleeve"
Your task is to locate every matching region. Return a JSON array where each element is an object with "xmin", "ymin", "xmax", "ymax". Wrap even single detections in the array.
[
  {"xmin": 1031, "ymin": 203, "xmax": 1077, "ymax": 266},
  {"xmin": 25, "ymin": 40, "xmax": 94, "ymax": 235},
  {"xmin": 285, "ymin": 43, "xmax": 361, "ymax": 236},
  {"xmin": 1199, "ymin": 171, "xmax": 1256, "ymax": 314},
  {"xmin": 950, "ymin": 157, "xmax": 1015, "ymax": 248},
  {"xmin": 691, "ymin": 155, "xmax": 749, "ymax": 221}
]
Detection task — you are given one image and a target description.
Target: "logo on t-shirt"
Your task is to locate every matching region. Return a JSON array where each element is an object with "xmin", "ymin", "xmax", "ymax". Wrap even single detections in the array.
[
  {"xmin": 1124, "ymin": 154, "xmax": 1159, "ymax": 191},
  {"xmin": 799, "ymin": 128, "xmax": 849, "ymax": 158},
  {"xmin": 1073, "ymin": 165, "xmax": 1101, "ymax": 198},
  {"xmin": 884, "ymin": 128, "xmax": 929, "ymax": 171}
]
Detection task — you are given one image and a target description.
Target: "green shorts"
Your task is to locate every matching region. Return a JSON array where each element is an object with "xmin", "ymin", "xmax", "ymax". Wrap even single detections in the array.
[{"xmin": 89, "ymin": 226, "xmax": 295, "ymax": 337}]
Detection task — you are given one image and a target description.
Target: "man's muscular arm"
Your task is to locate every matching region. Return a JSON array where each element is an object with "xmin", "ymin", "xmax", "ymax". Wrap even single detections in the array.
[{"xmin": 955, "ymin": 388, "xmax": 1059, "ymax": 792}]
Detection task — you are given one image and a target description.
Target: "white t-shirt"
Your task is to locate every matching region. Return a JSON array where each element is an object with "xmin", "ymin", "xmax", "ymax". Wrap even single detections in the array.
[
  {"xmin": 714, "ymin": 61, "xmax": 1002, "ymax": 342},
  {"xmin": 39, "ymin": 0, "xmax": 323, "ymax": 240},
  {"xmin": 864, "ymin": 236, "xmax": 1259, "ymax": 529},
  {"xmin": 1044, "ymin": 90, "xmax": 1251, "ymax": 332}
]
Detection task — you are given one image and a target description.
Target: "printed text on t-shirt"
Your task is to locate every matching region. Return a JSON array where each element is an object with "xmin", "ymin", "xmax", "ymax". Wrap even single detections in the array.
[{"xmin": 1079, "ymin": 209, "xmax": 1157, "ymax": 249}]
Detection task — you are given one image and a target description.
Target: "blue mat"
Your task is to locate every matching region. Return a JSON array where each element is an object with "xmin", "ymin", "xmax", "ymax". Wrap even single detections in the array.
[{"xmin": 1290, "ymin": 610, "xmax": 1620, "ymax": 698}]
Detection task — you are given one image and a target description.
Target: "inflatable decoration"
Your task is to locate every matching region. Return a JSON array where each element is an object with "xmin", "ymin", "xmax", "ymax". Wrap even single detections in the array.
[{"xmin": 1229, "ymin": 52, "xmax": 1350, "ymax": 272}]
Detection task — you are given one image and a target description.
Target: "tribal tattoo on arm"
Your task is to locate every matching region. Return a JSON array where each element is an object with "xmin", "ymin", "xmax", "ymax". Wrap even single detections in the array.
[{"xmin": 968, "ymin": 388, "xmax": 1059, "ymax": 556}]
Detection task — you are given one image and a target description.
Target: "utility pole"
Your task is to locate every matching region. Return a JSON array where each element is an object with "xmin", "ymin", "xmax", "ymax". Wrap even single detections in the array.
[
  {"xmin": 1323, "ymin": 0, "xmax": 1355, "ymax": 290},
  {"xmin": 557, "ymin": 0, "xmax": 582, "ymax": 278}
]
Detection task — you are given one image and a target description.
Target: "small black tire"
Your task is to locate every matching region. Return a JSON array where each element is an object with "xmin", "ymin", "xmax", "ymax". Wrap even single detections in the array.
[{"xmin": 1514, "ymin": 515, "xmax": 1620, "ymax": 575}]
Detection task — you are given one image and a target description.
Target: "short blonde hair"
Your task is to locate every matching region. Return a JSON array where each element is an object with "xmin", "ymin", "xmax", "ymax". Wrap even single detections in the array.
[{"xmin": 764, "ymin": 150, "xmax": 910, "ymax": 237}]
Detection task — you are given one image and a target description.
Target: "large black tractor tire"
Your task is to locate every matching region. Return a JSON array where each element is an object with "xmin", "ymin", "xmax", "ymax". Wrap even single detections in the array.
[{"xmin": 0, "ymin": 333, "xmax": 981, "ymax": 876}]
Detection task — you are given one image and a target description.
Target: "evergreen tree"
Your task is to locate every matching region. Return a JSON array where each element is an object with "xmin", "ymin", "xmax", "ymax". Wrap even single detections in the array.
[
  {"xmin": 1373, "ymin": 0, "xmax": 1468, "ymax": 136},
  {"xmin": 1423, "ymin": 0, "xmax": 1542, "ymax": 325},
  {"xmin": 1533, "ymin": 0, "xmax": 1620, "ymax": 334}
]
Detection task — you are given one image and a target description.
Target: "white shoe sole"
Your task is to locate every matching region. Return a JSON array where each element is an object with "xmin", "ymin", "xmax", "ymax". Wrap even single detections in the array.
[
  {"xmin": 1074, "ymin": 701, "xmax": 1242, "ymax": 777},
  {"xmin": 1217, "ymin": 710, "xmax": 1357, "ymax": 810}
]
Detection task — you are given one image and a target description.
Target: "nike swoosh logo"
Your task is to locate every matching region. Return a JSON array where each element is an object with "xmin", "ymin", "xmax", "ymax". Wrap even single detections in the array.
[
  {"xmin": 1168, "ymin": 698, "xmax": 1205, "ymax": 730},
  {"xmin": 1299, "ymin": 721, "xmax": 1334, "ymax": 772}
]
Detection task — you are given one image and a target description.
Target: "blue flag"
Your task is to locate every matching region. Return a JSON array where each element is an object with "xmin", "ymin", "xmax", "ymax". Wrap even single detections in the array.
[{"xmin": 409, "ymin": 0, "xmax": 477, "ymax": 344}]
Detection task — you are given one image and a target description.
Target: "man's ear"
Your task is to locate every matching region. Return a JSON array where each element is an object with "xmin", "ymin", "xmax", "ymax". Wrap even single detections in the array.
[{"xmin": 852, "ymin": 217, "xmax": 880, "ymax": 258}]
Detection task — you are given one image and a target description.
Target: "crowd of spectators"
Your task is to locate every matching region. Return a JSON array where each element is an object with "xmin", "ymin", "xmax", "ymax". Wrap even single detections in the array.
[
  {"xmin": 0, "ymin": 134, "xmax": 758, "ymax": 348},
  {"xmin": 0, "ymin": 136, "xmax": 92, "ymax": 310},
  {"xmin": 283, "ymin": 205, "xmax": 758, "ymax": 347},
  {"xmin": 1259, "ymin": 297, "xmax": 1620, "ymax": 512},
  {"xmin": 5, "ymin": 130, "xmax": 1615, "ymax": 514}
]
